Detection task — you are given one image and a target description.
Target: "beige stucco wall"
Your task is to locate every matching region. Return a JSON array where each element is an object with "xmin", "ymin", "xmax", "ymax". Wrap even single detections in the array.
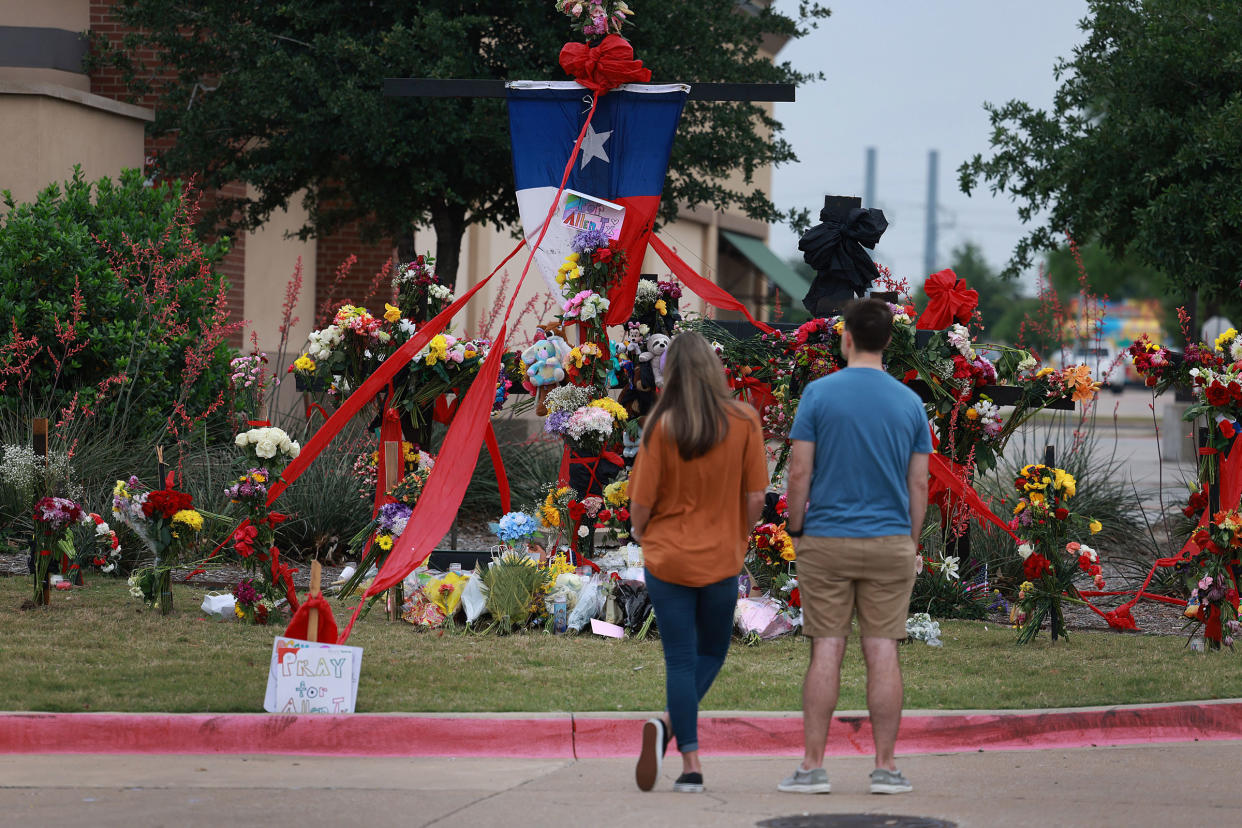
[
  {"xmin": 242, "ymin": 187, "xmax": 317, "ymax": 356},
  {"xmin": 0, "ymin": 0, "xmax": 89, "ymax": 29},
  {"xmin": 0, "ymin": 83, "xmax": 150, "ymax": 205}
]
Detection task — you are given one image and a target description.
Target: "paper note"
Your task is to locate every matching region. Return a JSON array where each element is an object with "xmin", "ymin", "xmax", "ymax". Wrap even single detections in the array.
[{"xmin": 591, "ymin": 618, "xmax": 625, "ymax": 639}]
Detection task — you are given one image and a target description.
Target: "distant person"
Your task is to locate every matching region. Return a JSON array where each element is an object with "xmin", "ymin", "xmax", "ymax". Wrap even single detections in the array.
[
  {"xmin": 628, "ymin": 331, "xmax": 768, "ymax": 793},
  {"xmin": 778, "ymin": 297, "xmax": 930, "ymax": 795}
]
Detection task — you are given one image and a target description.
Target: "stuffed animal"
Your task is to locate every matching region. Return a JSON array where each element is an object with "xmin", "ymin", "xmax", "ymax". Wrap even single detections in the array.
[
  {"xmin": 520, "ymin": 332, "xmax": 571, "ymax": 391},
  {"xmin": 643, "ymin": 333, "xmax": 671, "ymax": 388}
]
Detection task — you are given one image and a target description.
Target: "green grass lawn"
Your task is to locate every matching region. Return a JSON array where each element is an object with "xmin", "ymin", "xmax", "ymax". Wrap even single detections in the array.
[{"xmin": 3, "ymin": 576, "xmax": 1238, "ymax": 714}]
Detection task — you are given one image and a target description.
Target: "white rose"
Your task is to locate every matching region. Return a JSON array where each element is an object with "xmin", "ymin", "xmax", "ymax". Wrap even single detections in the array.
[
  {"xmin": 254, "ymin": 439, "xmax": 278, "ymax": 459},
  {"xmin": 235, "ymin": 433, "xmax": 248, "ymax": 448},
  {"xmin": 577, "ymin": 525, "xmax": 589, "ymax": 538},
  {"xmin": 1017, "ymin": 543, "xmax": 1033, "ymax": 560},
  {"xmin": 287, "ymin": 441, "xmax": 301, "ymax": 459}
]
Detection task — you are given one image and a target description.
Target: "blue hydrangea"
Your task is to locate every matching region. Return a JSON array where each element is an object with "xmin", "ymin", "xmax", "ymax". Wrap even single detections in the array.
[{"xmin": 496, "ymin": 511, "xmax": 540, "ymax": 543}]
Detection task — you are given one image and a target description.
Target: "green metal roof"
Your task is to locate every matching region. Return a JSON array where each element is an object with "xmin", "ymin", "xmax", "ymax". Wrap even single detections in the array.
[{"xmin": 719, "ymin": 229, "xmax": 812, "ymax": 300}]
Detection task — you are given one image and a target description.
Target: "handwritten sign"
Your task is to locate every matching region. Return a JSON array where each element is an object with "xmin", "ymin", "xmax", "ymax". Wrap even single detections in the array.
[
  {"xmin": 559, "ymin": 190, "xmax": 624, "ymax": 238},
  {"xmin": 263, "ymin": 637, "xmax": 363, "ymax": 714}
]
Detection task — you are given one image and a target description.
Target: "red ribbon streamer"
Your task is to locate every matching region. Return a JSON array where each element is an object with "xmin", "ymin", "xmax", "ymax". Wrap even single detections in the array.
[
  {"xmin": 927, "ymin": 452, "xmax": 1019, "ymax": 543},
  {"xmin": 916, "ymin": 269, "xmax": 979, "ymax": 331},
  {"xmin": 648, "ymin": 235, "xmax": 776, "ymax": 334},
  {"xmin": 558, "ymin": 34, "xmax": 652, "ymax": 95},
  {"xmin": 484, "ymin": 421, "xmax": 512, "ymax": 515}
]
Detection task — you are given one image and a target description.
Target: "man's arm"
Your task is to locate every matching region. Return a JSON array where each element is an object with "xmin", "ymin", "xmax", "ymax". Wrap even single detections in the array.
[
  {"xmin": 907, "ymin": 451, "xmax": 930, "ymax": 548},
  {"xmin": 785, "ymin": 439, "xmax": 814, "ymax": 534}
]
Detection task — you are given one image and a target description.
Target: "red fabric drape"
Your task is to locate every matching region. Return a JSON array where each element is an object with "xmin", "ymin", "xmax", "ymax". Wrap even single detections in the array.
[
  {"xmin": 283, "ymin": 595, "xmax": 339, "ymax": 644},
  {"xmin": 917, "ymin": 269, "xmax": 979, "ymax": 330},
  {"xmin": 648, "ymin": 235, "xmax": 776, "ymax": 334},
  {"xmin": 558, "ymin": 34, "xmax": 652, "ymax": 95}
]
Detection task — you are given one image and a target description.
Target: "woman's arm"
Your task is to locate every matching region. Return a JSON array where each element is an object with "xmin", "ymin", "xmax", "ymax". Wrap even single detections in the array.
[{"xmin": 630, "ymin": 501, "xmax": 651, "ymax": 542}]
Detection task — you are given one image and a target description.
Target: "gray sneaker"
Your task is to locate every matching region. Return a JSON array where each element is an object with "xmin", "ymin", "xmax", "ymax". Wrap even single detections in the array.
[
  {"xmin": 777, "ymin": 765, "xmax": 831, "ymax": 794},
  {"xmin": 869, "ymin": 768, "xmax": 912, "ymax": 794}
]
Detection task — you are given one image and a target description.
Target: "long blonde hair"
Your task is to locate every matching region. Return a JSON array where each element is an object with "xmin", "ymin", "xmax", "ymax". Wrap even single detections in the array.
[{"xmin": 643, "ymin": 331, "xmax": 742, "ymax": 460}]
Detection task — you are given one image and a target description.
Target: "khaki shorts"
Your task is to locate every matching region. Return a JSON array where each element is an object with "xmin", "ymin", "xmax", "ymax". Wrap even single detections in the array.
[{"xmin": 796, "ymin": 535, "xmax": 917, "ymax": 639}]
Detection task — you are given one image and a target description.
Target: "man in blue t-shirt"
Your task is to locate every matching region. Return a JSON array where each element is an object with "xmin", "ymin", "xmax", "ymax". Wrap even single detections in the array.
[{"xmin": 777, "ymin": 298, "xmax": 931, "ymax": 797}]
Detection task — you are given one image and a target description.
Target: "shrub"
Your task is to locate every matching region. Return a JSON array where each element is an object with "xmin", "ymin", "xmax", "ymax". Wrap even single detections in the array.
[{"xmin": 0, "ymin": 167, "xmax": 236, "ymax": 440}]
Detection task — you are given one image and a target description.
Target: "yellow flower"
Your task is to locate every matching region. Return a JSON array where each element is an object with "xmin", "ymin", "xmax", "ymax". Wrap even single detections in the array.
[
  {"xmin": 833, "ymin": 320, "xmax": 844, "ymax": 335},
  {"xmin": 113, "ymin": 480, "xmax": 131, "ymax": 499},
  {"xmin": 965, "ymin": 408, "xmax": 978, "ymax": 421},
  {"xmin": 384, "ymin": 303, "xmax": 402, "ymax": 323},
  {"xmin": 540, "ymin": 504, "xmax": 561, "ymax": 528},
  {"xmin": 234, "ymin": 605, "xmax": 246, "ymax": 619},
  {"xmin": 1013, "ymin": 501, "xmax": 1027, "ymax": 515},
  {"xmin": 779, "ymin": 537, "xmax": 796, "ymax": 561},
  {"xmin": 655, "ymin": 299, "xmax": 667, "ymax": 315},
  {"xmin": 172, "ymin": 509, "xmax": 203, "ymax": 532},
  {"xmin": 567, "ymin": 347, "xmax": 585, "ymax": 368},
  {"xmin": 1053, "ymin": 468, "xmax": 1077, "ymax": 498},
  {"xmin": 376, "ymin": 534, "xmax": 394, "ymax": 551},
  {"xmin": 604, "ymin": 479, "xmax": 629, "ymax": 507},
  {"xmin": 1035, "ymin": 366, "xmax": 1054, "ymax": 378},
  {"xmin": 1029, "ymin": 491, "xmax": 1045, "ymax": 504},
  {"xmin": 293, "ymin": 354, "xmax": 316, "ymax": 373},
  {"xmin": 1215, "ymin": 328, "xmax": 1238, "ymax": 352},
  {"xmin": 590, "ymin": 397, "xmax": 629, "ymax": 422},
  {"xmin": 425, "ymin": 335, "xmax": 448, "ymax": 366},
  {"xmin": 1089, "ymin": 519, "xmax": 1102, "ymax": 534}
]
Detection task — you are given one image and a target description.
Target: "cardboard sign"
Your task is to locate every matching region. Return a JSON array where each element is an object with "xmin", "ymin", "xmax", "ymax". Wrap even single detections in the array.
[
  {"xmin": 263, "ymin": 637, "xmax": 363, "ymax": 714},
  {"xmin": 559, "ymin": 190, "xmax": 624, "ymax": 239}
]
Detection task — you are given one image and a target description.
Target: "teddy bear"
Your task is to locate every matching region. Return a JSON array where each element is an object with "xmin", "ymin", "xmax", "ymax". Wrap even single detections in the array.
[{"xmin": 641, "ymin": 333, "xmax": 671, "ymax": 389}]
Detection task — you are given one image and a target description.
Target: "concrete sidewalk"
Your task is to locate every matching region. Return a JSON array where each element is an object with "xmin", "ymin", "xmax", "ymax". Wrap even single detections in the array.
[{"xmin": 2, "ymin": 742, "xmax": 1237, "ymax": 827}]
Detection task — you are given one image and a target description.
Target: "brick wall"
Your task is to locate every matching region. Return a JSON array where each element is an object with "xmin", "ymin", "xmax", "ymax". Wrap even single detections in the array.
[
  {"xmin": 89, "ymin": 0, "xmax": 246, "ymax": 344},
  {"xmin": 314, "ymin": 222, "xmax": 395, "ymax": 326}
]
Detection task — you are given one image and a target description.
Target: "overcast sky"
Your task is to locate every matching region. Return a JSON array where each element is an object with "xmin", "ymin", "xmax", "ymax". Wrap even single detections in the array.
[{"xmin": 768, "ymin": 0, "xmax": 1090, "ymax": 293}]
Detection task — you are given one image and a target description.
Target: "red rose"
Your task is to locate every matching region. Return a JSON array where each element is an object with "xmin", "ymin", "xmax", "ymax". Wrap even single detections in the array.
[
  {"xmin": 592, "ymin": 247, "xmax": 613, "ymax": 263},
  {"xmin": 568, "ymin": 501, "xmax": 586, "ymax": 523},
  {"xmin": 1222, "ymin": 420, "xmax": 1237, "ymax": 439},
  {"xmin": 142, "ymin": 488, "xmax": 193, "ymax": 520},
  {"xmin": 598, "ymin": 509, "xmax": 612, "ymax": 522},
  {"xmin": 1230, "ymin": 382, "xmax": 1242, "ymax": 402},
  {"xmin": 1023, "ymin": 553, "xmax": 1052, "ymax": 580},
  {"xmin": 903, "ymin": 370, "xmax": 917, "ymax": 383},
  {"xmin": 618, "ymin": 508, "xmax": 630, "ymax": 520},
  {"xmin": 1206, "ymin": 382, "xmax": 1230, "ymax": 407},
  {"xmin": 1054, "ymin": 507, "xmax": 1069, "ymax": 520}
]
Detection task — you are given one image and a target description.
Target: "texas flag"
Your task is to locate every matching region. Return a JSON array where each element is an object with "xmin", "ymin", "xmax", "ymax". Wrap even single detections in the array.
[{"xmin": 507, "ymin": 81, "xmax": 688, "ymax": 305}]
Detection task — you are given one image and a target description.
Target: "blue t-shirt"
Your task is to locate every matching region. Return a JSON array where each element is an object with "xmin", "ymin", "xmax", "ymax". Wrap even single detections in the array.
[{"xmin": 789, "ymin": 367, "xmax": 933, "ymax": 538}]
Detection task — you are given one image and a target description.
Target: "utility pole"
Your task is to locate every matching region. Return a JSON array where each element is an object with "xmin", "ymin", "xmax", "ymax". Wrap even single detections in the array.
[
  {"xmin": 923, "ymin": 149, "xmax": 939, "ymax": 279},
  {"xmin": 864, "ymin": 146, "xmax": 877, "ymax": 208}
]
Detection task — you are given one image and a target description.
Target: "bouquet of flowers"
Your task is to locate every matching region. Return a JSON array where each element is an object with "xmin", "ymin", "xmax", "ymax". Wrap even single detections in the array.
[
  {"xmin": 234, "ymin": 425, "xmax": 301, "ymax": 470},
  {"xmin": 84, "ymin": 512, "xmax": 122, "ymax": 575},
  {"xmin": 1007, "ymin": 462, "xmax": 1104, "ymax": 643},
  {"xmin": 494, "ymin": 511, "xmax": 541, "ymax": 551},
  {"xmin": 223, "ymin": 468, "xmax": 292, "ymax": 599},
  {"xmin": 1180, "ymin": 512, "xmax": 1242, "ymax": 649},
  {"xmin": 350, "ymin": 442, "xmax": 435, "ymax": 504},
  {"xmin": 31, "ymin": 495, "xmax": 87, "ymax": 603},
  {"xmin": 747, "ymin": 521, "xmax": 796, "ymax": 593},
  {"xmin": 481, "ymin": 550, "xmax": 549, "ymax": 633},
  {"xmin": 393, "ymin": 254, "xmax": 454, "ymax": 323},
  {"xmin": 232, "ymin": 577, "xmax": 271, "ymax": 625},
  {"xmin": 555, "ymin": 0, "xmax": 633, "ymax": 40},
  {"xmin": 596, "ymin": 476, "xmax": 632, "ymax": 543},
  {"xmin": 112, "ymin": 477, "xmax": 205, "ymax": 614},
  {"xmin": 338, "ymin": 500, "xmax": 415, "ymax": 601}
]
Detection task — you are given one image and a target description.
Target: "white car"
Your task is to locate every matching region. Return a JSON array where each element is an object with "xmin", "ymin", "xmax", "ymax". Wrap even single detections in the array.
[{"xmin": 1057, "ymin": 345, "xmax": 1125, "ymax": 393}]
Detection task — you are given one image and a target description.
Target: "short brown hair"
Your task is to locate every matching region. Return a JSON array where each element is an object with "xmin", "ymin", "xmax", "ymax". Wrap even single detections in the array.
[{"xmin": 843, "ymin": 298, "xmax": 892, "ymax": 353}]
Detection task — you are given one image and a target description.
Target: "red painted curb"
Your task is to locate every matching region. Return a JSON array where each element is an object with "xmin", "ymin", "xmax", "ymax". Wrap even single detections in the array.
[
  {"xmin": 2, "ymin": 704, "xmax": 1240, "ymax": 757},
  {"xmin": 0, "ymin": 714, "xmax": 573, "ymax": 757}
]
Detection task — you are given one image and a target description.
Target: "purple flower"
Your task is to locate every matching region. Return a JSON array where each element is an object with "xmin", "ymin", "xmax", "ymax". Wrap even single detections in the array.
[
  {"xmin": 571, "ymin": 228, "xmax": 611, "ymax": 254},
  {"xmin": 544, "ymin": 410, "xmax": 572, "ymax": 436},
  {"xmin": 378, "ymin": 502, "xmax": 413, "ymax": 535}
]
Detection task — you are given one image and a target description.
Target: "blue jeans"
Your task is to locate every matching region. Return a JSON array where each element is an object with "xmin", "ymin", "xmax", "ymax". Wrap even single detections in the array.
[{"xmin": 644, "ymin": 568, "xmax": 738, "ymax": 754}]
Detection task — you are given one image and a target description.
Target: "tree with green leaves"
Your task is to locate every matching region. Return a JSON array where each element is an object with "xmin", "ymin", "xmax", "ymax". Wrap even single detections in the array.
[
  {"xmin": 96, "ymin": 0, "xmax": 829, "ymax": 289},
  {"xmin": 958, "ymin": 0, "xmax": 1242, "ymax": 311}
]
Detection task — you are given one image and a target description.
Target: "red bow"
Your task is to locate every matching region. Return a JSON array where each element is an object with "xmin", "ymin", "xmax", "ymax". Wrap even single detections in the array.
[
  {"xmin": 559, "ymin": 34, "xmax": 652, "ymax": 95},
  {"xmin": 917, "ymin": 269, "xmax": 979, "ymax": 330}
]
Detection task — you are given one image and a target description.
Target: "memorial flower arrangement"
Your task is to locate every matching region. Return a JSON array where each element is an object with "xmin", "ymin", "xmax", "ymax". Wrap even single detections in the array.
[
  {"xmin": 1007, "ymin": 463, "xmax": 1105, "ymax": 643},
  {"xmin": 480, "ymin": 550, "xmax": 548, "ymax": 633},
  {"xmin": 339, "ymin": 501, "xmax": 414, "ymax": 600},
  {"xmin": 112, "ymin": 476, "xmax": 206, "ymax": 613},
  {"xmin": 350, "ymin": 442, "xmax": 435, "ymax": 504},
  {"xmin": 393, "ymin": 254, "xmax": 454, "ymax": 323},
  {"xmin": 494, "ymin": 510, "xmax": 541, "ymax": 550},
  {"xmin": 1180, "ymin": 511, "xmax": 1242, "ymax": 649},
  {"xmin": 234, "ymin": 425, "xmax": 301, "ymax": 469},
  {"xmin": 31, "ymin": 495, "xmax": 88, "ymax": 603},
  {"xmin": 232, "ymin": 577, "xmax": 271, "ymax": 625},
  {"xmin": 596, "ymin": 476, "xmax": 632, "ymax": 541},
  {"xmin": 556, "ymin": 0, "xmax": 633, "ymax": 39},
  {"xmin": 85, "ymin": 512, "xmax": 121, "ymax": 574}
]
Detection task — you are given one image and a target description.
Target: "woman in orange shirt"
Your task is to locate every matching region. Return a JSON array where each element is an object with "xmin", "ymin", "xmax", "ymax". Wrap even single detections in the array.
[{"xmin": 628, "ymin": 331, "xmax": 768, "ymax": 793}]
